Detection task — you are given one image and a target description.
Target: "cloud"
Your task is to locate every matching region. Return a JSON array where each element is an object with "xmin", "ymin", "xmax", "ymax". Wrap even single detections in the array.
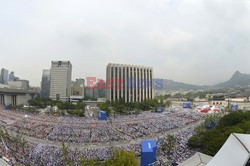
[{"xmin": 0, "ymin": 0, "xmax": 250, "ymax": 86}]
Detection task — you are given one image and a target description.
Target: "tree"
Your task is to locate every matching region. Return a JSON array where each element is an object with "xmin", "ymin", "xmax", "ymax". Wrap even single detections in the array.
[
  {"xmin": 134, "ymin": 108, "xmax": 142, "ymax": 116},
  {"xmin": 28, "ymin": 97, "xmax": 54, "ymax": 108},
  {"xmin": 66, "ymin": 109, "xmax": 85, "ymax": 117},
  {"xmin": 98, "ymin": 102, "xmax": 111, "ymax": 116},
  {"xmin": 162, "ymin": 134, "xmax": 176, "ymax": 155},
  {"xmin": 62, "ymin": 142, "xmax": 73, "ymax": 166},
  {"xmin": 165, "ymin": 100, "xmax": 172, "ymax": 108},
  {"xmin": 105, "ymin": 150, "xmax": 139, "ymax": 166},
  {"xmin": 75, "ymin": 101, "xmax": 86, "ymax": 110},
  {"xmin": 188, "ymin": 111, "xmax": 250, "ymax": 156},
  {"xmin": 59, "ymin": 102, "xmax": 76, "ymax": 110},
  {"xmin": 113, "ymin": 103, "xmax": 126, "ymax": 114},
  {"xmin": 79, "ymin": 156, "xmax": 96, "ymax": 166},
  {"xmin": 199, "ymin": 92, "xmax": 206, "ymax": 99}
]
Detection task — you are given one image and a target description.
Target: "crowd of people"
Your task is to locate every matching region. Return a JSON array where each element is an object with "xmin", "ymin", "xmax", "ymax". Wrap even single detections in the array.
[
  {"xmin": 0, "ymin": 127, "xmax": 198, "ymax": 165},
  {"xmin": 155, "ymin": 127, "xmax": 198, "ymax": 165},
  {"xmin": 0, "ymin": 105, "xmax": 205, "ymax": 165},
  {"xmin": 168, "ymin": 127, "xmax": 197, "ymax": 163},
  {"xmin": 2, "ymin": 106, "xmax": 204, "ymax": 144},
  {"xmin": 24, "ymin": 143, "xmax": 142, "ymax": 165}
]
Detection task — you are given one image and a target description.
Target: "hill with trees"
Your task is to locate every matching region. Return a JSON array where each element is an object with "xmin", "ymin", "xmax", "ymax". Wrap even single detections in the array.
[
  {"xmin": 214, "ymin": 71, "xmax": 250, "ymax": 88},
  {"xmin": 159, "ymin": 71, "xmax": 250, "ymax": 91},
  {"xmin": 188, "ymin": 111, "xmax": 250, "ymax": 156}
]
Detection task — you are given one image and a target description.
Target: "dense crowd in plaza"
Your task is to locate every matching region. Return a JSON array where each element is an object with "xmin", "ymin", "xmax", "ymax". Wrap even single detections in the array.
[
  {"xmin": 156, "ymin": 127, "xmax": 197, "ymax": 164},
  {"xmin": 168, "ymin": 128, "xmax": 196, "ymax": 163},
  {"xmin": 28, "ymin": 143, "xmax": 145, "ymax": 166},
  {"xmin": 0, "ymin": 127, "xmax": 197, "ymax": 165},
  {"xmin": 0, "ymin": 105, "xmax": 205, "ymax": 165},
  {"xmin": 2, "ymin": 106, "xmax": 204, "ymax": 144}
]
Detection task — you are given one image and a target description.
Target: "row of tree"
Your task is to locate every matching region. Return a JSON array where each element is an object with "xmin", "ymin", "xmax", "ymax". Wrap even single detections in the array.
[
  {"xmin": 28, "ymin": 98, "xmax": 86, "ymax": 110},
  {"xmin": 26, "ymin": 98, "xmax": 87, "ymax": 117},
  {"xmin": 9, "ymin": 104, "xmax": 39, "ymax": 114},
  {"xmin": 98, "ymin": 99, "xmax": 171, "ymax": 116}
]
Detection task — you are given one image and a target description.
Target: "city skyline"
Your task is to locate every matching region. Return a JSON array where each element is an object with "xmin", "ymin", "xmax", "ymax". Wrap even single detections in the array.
[
  {"xmin": 1, "ymin": 0, "xmax": 250, "ymax": 86},
  {"xmin": 0, "ymin": 61, "xmax": 249, "ymax": 88}
]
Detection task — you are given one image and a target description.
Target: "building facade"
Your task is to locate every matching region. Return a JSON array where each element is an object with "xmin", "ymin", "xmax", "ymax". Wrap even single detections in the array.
[
  {"xmin": 40, "ymin": 69, "xmax": 50, "ymax": 99},
  {"xmin": 85, "ymin": 80, "xmax": 106, "ymax": 99},
  {"xmin": 106, "ymin": 63, "xmax": 154, "ymax": 102},
  {"xmin": 70, "ymin": 79, "xmax": 85, "ymax": 102},
  {"xmin": 0, "ymin": 68, "xmax": 9, "ymax": 85},
  {"xmin": 8, "ymin": 80, "xmax": 29, "ymax": 90},
  {"xmin": 96, "ymin": 80, "xmax": 106, "ymax": 98},
  {"xmin": 49, "ymin": 61, "xmax": 72, "ymax": 101},
  {"xmin": 0, "ymin": 86, "xmax": 37, "ymax": 106},
  {"xmin": 84, "ymin": 86, "xmax": 95, "ymax": 99},
  {"xmin": 209, "ymin": 93, "xmax": 227, "ymax": 106},
  {"xmin": 9, "ymin": 71, "xmax": 19, "ymax": 81}
]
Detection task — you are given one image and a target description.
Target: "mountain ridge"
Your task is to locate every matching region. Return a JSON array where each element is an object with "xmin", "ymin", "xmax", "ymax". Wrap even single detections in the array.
[
  {"xmin": 160, "ymin": 71, "xmax": 250, "ymax": 91},
  {"xmin": 214, "ymin": 71, "xmax": 250, "ymax": 88}
]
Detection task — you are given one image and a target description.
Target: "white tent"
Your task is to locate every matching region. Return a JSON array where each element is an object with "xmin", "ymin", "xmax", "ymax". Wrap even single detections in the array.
[
  {"xmin": 179, "ymin": 152, "xmax": 212, "ymax": 166},
  {"xmin": 207, "ymin": 133, "xmax": 250, "ymax": 166},
  {"xmin": 0, "ymin": 158, "xmax": 10, "ymax": 166}
]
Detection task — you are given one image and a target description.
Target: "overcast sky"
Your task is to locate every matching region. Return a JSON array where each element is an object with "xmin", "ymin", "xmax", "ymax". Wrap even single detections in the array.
[{"xmin": 0, "ymin": 0, "xmax": 250, "ymax": 87}]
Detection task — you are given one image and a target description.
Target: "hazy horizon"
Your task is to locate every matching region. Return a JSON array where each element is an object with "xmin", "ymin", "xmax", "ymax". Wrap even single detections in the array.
[{"xmin": 1, "ymin": 0, "xmax": 250, "ymax": 87}]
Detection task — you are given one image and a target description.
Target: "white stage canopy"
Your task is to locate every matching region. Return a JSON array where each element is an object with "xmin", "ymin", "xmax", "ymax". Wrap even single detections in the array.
[
  {"xmin": 207, "ymin": 133, "xmax": 250, "ymax": 166},
  {"xmin": 179, "ymin": 152, "xmax": 212, "ymax": 166}
]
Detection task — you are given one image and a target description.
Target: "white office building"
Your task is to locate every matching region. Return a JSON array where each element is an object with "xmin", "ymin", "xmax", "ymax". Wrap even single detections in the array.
[
  {"xmin": 106, "ymin": 63, "xmax": 154, "ymax": 102},
  {"xmin": 49, "ymin": 61, "xmax": 72, "ymax": 101}
]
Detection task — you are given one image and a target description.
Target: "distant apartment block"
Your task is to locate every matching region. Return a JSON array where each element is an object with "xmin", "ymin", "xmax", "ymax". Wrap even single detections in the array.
[
  {"xmin": 96, "ymin": 80, "xmax": 106, "ymax": 98},
  {"xmin": 8, "ymin": 80, "xmax": 29, "ymax": 90},
  {"xmin": 85, "ymin": 80, "xmax": 106, "ymax": 99},
  {"xmin": 70, "ymin": 79, "xmax": 85, "ymax": 102},
  {"xmin": 49, "ymin": 61, "xmax": 72, "ymax": 101},
  {"xmin": 0, "ymin": 68, "xmax": 9, "ymax": 85},
  {"xmin": 106, "ymin": 63, "xmax": 154, "ymax": 102},
  {"xmin": 9, "ymin": 71, "xmax": 19, "ymax": 81},
  {"xmin": 40, "ymin": 69, "xmax": 50, "ymax": 99},
  {"xmin": 84, "ymin": 86, "xmax": 95, "ymax": 99}
]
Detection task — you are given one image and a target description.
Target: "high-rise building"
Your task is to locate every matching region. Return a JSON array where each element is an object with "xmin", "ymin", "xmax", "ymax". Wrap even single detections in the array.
[
  {"xmin": 106, "ymin": 63, "xmax": 154, "ymax": 102},
  {"xmin": 84, "ymin": 80, "xmax": 106, "ymax": 99},
  {"xmin": 49, "ymin": 61, "xmax": 72, "ymax": 101},
  {"xmin": 40, "ymin": 69, "xmax": 50, "ymax": 99},
  {"xmin": 0, "ymin": 68, "xmax": 9, "ymax": 85},
  {"xmin": 95, "ymin": 80, "xmax": 106, "ymax": 98},
  {"xmin": 84, "ymin": 86, "xmax": 95, "ymax": 99},
  {"xmin": 9, "ymin": 71, "xmax": 19, "ymax": 81}
]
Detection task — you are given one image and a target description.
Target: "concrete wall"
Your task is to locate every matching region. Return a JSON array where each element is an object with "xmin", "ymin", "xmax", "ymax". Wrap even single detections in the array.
[
  {"xmin": 8, "ymin": 80, "xmax": 29, "ymax": 90},
  {"xmin": 17, "ymin": 94, "xmax": 33, "ymax": 105},
  {"xmin": 0, "ymin": 93, "xmax": 34, "ymax": 105}
]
